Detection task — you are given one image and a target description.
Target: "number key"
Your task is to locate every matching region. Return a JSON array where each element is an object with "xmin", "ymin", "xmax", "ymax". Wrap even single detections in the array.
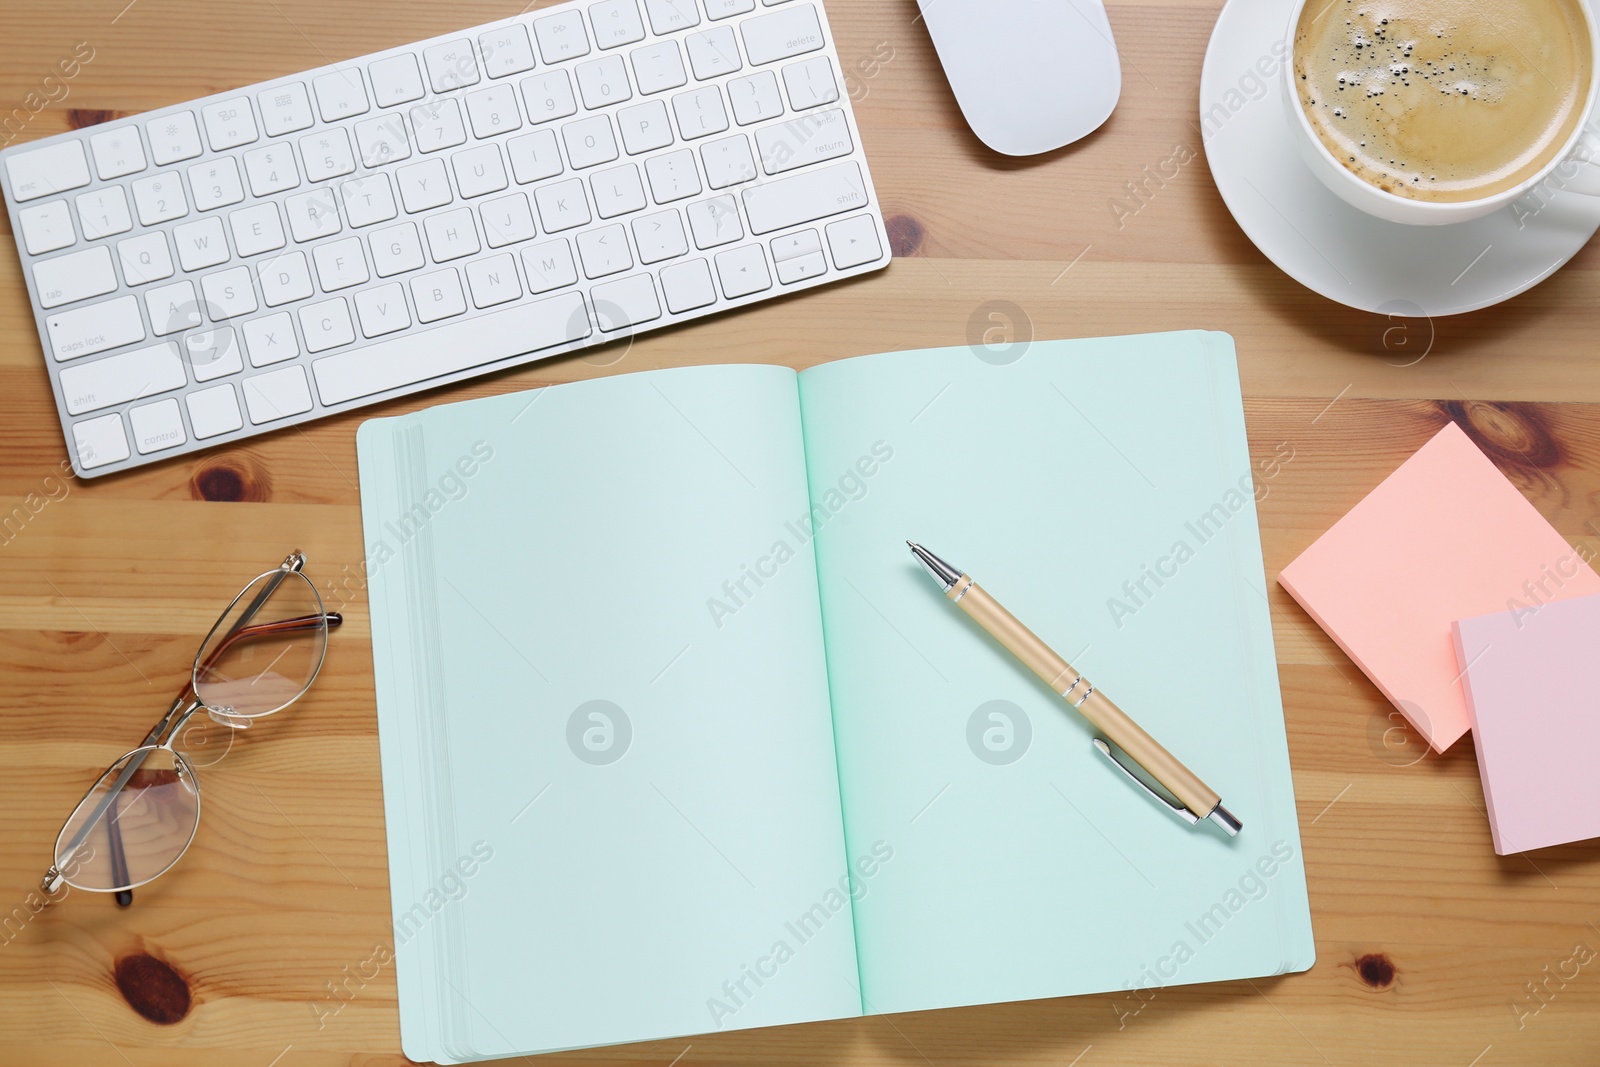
[
  {"xmin": 131, "ymin": 171, "xmax": 189, "ymax": 225},
  {"xmin": 188, "ymin": 156, "xmax": 246, "ymax": 210}
]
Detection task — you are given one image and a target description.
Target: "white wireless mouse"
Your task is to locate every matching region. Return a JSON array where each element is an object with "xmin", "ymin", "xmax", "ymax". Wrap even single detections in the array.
[{"xmin": 918, "ymin": 0, "xmax": 1122, "ymax": 156}]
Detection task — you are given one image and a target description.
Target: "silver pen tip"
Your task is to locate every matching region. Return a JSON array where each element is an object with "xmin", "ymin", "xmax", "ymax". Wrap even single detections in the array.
[{"xmin": 1207, "ymin": 804, "xmax": 1243, "ymax": 836}]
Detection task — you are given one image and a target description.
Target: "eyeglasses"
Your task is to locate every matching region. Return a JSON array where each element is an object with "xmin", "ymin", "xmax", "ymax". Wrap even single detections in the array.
[{"xmin": 41, "ymin": 551, "xmax": 342, "ymax": 905}]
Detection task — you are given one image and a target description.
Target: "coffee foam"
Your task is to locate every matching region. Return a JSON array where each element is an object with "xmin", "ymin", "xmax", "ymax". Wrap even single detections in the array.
[{"xmin": 1295, "ymin": 0, "xmax": 1592, "ymax": 202}]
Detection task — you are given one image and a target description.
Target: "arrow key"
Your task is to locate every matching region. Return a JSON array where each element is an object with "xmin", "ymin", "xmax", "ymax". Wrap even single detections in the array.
[
  {"xmin": 825, "ymin": 214, "xmax": 881, "ymax": 270},
  {"xmin": 714, "ymin": 243, "xmax": 770, "ymax": 299}
]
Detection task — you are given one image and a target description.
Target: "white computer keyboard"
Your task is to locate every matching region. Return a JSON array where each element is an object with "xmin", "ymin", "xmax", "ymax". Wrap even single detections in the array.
[{"xmin": 0, "ymin": 0, "xmax": 890, "ymax": 478}]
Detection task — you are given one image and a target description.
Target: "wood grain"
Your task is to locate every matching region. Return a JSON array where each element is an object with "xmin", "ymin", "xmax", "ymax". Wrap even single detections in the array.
[{"xmin": 3, "ymin": 1, "xmax": 1599, "ymax": 1065}]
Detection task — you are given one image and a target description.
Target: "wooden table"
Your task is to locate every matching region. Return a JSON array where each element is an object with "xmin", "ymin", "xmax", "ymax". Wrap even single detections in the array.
[{"xmin": 4, "ymin": 0, "xmax": 1599, "ymax": 1064}]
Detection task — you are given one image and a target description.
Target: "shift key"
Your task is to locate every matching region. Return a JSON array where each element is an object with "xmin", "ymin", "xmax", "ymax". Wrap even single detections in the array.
[
  {"xmin": 46, "ymin": 295, "xmax": 147, "ymax": 362},
  {"xmin": 741, "ymin": 161, "xmax": 868, "ymax": 234}
]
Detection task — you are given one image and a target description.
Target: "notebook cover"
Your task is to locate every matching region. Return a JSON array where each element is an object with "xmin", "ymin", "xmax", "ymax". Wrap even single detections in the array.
[
  {"xmin": 1278, "ymin": 422, "xmax": 1600, "ymax": 752},
  {"xmin": 1454, "ymin": 592, "xmax": 1600, "ymax": 854}
]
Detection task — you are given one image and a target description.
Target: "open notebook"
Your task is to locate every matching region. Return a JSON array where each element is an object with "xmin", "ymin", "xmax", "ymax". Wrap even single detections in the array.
[{"xmin": 357, "ymin": 332, "xmax": 1314, "ymax": 1062}]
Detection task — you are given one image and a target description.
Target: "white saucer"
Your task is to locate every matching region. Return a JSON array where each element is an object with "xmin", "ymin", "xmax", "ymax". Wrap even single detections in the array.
[{"xmin": 1200, "ymin": 0, "xmax": 1600, "ymax": 315}]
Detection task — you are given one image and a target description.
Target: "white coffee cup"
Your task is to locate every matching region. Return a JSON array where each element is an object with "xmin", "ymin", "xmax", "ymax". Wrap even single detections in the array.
[{"xmin": 1281, "ymin": 0, "xmax": 1600, "ymax": 225}]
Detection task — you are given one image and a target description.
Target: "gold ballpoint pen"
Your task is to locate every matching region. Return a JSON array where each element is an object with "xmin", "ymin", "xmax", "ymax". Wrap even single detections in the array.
[{"xmin": 907, "ymin": 542, "xmax": 1242, "ymax": 836}]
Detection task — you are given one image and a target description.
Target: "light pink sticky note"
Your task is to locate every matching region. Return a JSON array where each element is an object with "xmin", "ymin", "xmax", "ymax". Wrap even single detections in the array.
[
  {"xmin": 1454, "ymin": 593, "xmax": 1600, "ymax": 854},
  {"xmin": 1278, "ymin": 422, "xmax": 1600, "ymax": 751}
]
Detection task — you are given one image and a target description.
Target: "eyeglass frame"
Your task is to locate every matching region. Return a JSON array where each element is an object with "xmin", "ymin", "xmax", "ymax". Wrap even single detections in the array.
[{"xmin": 40, "ymin": 550, "xmax": 343, "ymax": 904}]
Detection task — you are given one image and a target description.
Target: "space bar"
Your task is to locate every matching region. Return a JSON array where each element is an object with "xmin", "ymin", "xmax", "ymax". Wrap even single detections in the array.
[{"xmin": 311, "ymin": 291, "xmax": 591, "ymax": 406}]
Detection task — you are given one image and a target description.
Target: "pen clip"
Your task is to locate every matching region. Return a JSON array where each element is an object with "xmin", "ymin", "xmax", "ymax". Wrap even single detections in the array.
[{"xmin": 1091, "ymin": 738, "xmax": 1200, "ymax": 825}]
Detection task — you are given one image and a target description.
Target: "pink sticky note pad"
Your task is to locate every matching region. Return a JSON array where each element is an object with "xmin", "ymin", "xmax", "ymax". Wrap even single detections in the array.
[
  {"xmin": 1279, "ymin": 422, "xmax": 1600, "ymax": 751},
  {"xmin": 1454, "ymin": 593, "xmax": 1600, "ymax": 854}
]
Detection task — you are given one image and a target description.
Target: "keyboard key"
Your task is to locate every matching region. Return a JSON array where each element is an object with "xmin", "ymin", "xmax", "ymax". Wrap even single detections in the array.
[
  {"xmin": 659, "ymin": 257, "xmax": 716, "ymax": 312},
  {"xmin": 728, "ymin": 70, "xmax": 783, "ymax": 124},
  {"xmin": 300, "ymin": 128, "xmax": 358, "ymax": 181},
  {"xmin": 34, "ymin": 246, "xmax": 118, "ymax": 308},
  {"xmin": 645, "ymin": 149, "xmax": 701, "ymax": 202},
  {"xmin": 522, "ymin": 238, "xmax": 578, "ymax": 292},
  {"xmin": 46, "ymin": 295, "xmax": 145, "ymax": 361},
  {"xmin": 286, "ymin": 189, "xmax": 343, "ymax": 241},
  {"xmin": 371, "ymin": 222, "xmax": 426, "ymax": 276},
  {"xmin": 757, "ymin": 107, "xmax": 851, "ymax": 173},
  {"xmin": 397, "ymin": 158, "xmax": 453, "ymax": 212},
  {"xmin": 313, "ymin": 69, "xmax": 371, "ymax": 121},
  {"xmin": 632, "ymin": 209, "xmax": 687, "ymax": 263},
  {"xmin": 342, "ymin": 174, "xmax": 399, "ymax": 227},
  {"xmin": 705, "ymin": 0, "xmax": 755, "ymax": 17},
  {"xmin": 644, "ymin": 0, "xmax": 699, "ymax": 33},
  {"xmin": 741, "ymin": 160, "xmax": 866, "ymax": 233},
  {"xmin": 770, "ymin": 227, "xmax": 820, "ymax": 260},
  {"xmin": 590, "ymin": 0, "xmax": 647, "ymax": 48},
  {"xmin": 564, "ymin": 115, "xmax": 619, "ymax": 169},
  {"xmin": 244, "ymin": 365, "xmax": 315, "ymax": 423},
  {"xmin": 452, "ymin": 143, "xmax": 509, "ymax": 198},
  {"xmin": 299, "ymin": 297, "xmax": 356, "ymax": 352},
  {"xmin": 742, "ymin": 4, "xmax": 824, "ymax": 65},
  {"xmin": 117, "ymin": 232, "xmax": 174, "ymax": 285},
  {"xmin": 412, "ymin": 98, "xmax": 469, "ymax": 152},
  {"xmin": 187, "ymin": 383, "xmax": 244, "ymax": 438},
  {"xmin": 534, "ymin": 177, "xmax": 592, "ymax": 231},
  {"xmin": 715, "ymin": 243, "xmax": 770, "ymax": 297},
  {"xmin": 481, "ymin": 192, "xmax": 537, "ymax": 246},
  {"xmin": 175, "ymin": 217, "xmax": 230, "ymax": 272},
  {"xmin": 369, "ymin": 54, "xmax": 427, "ymax": 107},
  {"xmin": 72, "ymin": 412, "xmax": 130, "ymax": 469},
  {"xmin": 534, "ymin": 10, "xmax": 591, "ymax": 63},
  {"xmin": 591, "ymin": 272, "xmax": 660, "ymax": 329},
  {"xmin": 825, "ymin": 212, "xmax": 881, "ymax": 268},
  {"xmin": 129, "ymin": 397, "xmax": 187, "ymax": 454},
  {"xmin": 243, "ymin": 142, "xmax": 301, "ymax": 196},
  {"xmin": 577, "ymin": 223, "xmax": 632, "ymax": 277},
  {"xmin": 89, "ymin": 127, "xmax": 147, "ymax": 180},
  {"xmin": 520, "ymin": 70, "xmax": 579, "ymax": 123},
  {"xmin": 201, "ymin": 97, "xmax": 259, "ymax": 150},
  {"xmin": 425, "ymin": 207, "xmax": 482, "ymax": 261},
  {"xmin": 701, "ymin": 134, "xmax": 757, "ymax": 188},
  {"xmin": 618, "ymin": 99, "xmax": 674, "ymax": 154},
  {"xmin": 686, "ymin": 26, "xmax": 742, "ymax": 79},
  {"xmin": 672, "ymin": 86, "xmax": 729, "ymax": 139},
  {"xmin": 261, "ymin": 249, "xmax": 315, "ymax": 305},
  {"xmin": 146, "ymin": 112, "xmax": 203, "ymax": 166},
  {"xmin": 313, "ymin": 236, "xmax": 371, "ymax": 290},
  {"xmin": 146, "ymin": 280, "xmax": 202, "ymax": 335},
  {"xmin": 60, "ymin": 341, "xmax": 186, "ymax": 415},
  {"xmin": 631, "ymin": 41, "xmax": 687, "ymax": 94},
  {"xmin": 591, "ymin": 163, "xmax": 647, "ymax": 217},
  {"xmin": 189, "ymin": 156, "xmax": 246, "ymax": 210},
  {"xmin": 19, "ymin": 200, "xmax": 75, "ymax": 255},
  {"xmin": 411, "ymin": 268, "xmax": 468, "ymax": 321},
  {"xmin": 687, "ymin": 194, "xmax": 743, "ymax": 247},
  {"xmin": 465, "ymin": 253, "xmax": 522, "ymax": 307},
  {"xmin": 311, "ymin": 291, "xmax": 590, "ymax": 405},
  {"xmin": 775, "ymin": 249, "xmax": 825, "ymax": 283},
  {"xmin": 184, "ymin": 325, "xmax": 244, "ymax": 379},
  {"xmin": 5, "ymin": 140, "xmax": 91, "ymax": 200},
  {"xmin": 258, "ymin": 82, "xmax": 316, "ymax": 135},
  {"xmin": 355, "ymin": 282, "xmax": 412, "ymax": 336},
  {"xmin": 423, "ymin": 40, "xmax": 481, "ymax": 92},
  {"xmin": 77, "ymin": 187, "xmax": 134, "ymax": 241},
  {"xmin": 466, "ymin": 83, "xmax": 523, "ymax": 138},
  {"xmin": 507, "ymin": 128, "xmax": 565, "ymax": 183},
  {"xmin": 480, "ymin": 25, "xmax": 537, "ymax": 77},
  {"xmin": 576, "ymin": 55, "xmax": 632, "ymax": 108},
  {"xmin": 243, "ymin": 312, "xmax": 300, "ymax": 365},
  {"xmin": 355, "ymin": 114, "xmax": 412, "ymax": 168},
  {"xmin": 131, "ymin": 172, "xmax": 188, "ymax": 225},
  {"xmin": 782, "ymin": 55, "xmax": 838, "ymax": 109}
]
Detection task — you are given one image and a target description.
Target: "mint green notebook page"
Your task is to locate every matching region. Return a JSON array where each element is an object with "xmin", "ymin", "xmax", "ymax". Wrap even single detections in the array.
[
  {"xmin": 796, "ymin": 332, "xmax": 1314, "ymax": 1014},
  {"xmin": 358, "ymin": 365, "xmax": 862, "ymax": 1060}
]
